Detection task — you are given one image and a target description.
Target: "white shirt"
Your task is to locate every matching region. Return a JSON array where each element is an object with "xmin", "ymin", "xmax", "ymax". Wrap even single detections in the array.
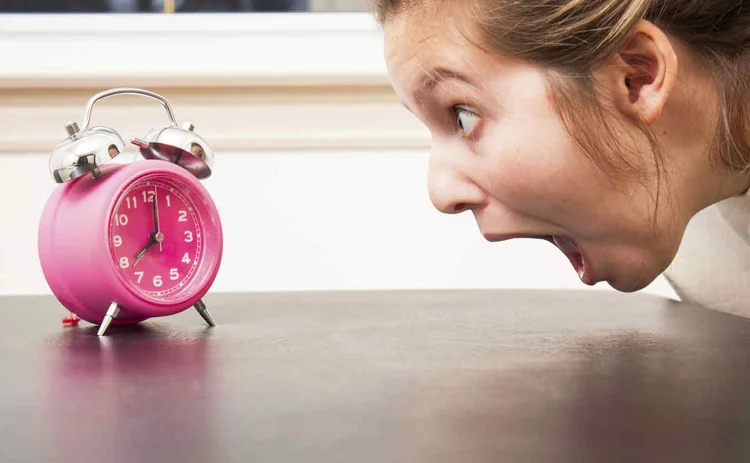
[{"xmin": 664, "ymin": 191, "xmax": 750, "ymax": 318}]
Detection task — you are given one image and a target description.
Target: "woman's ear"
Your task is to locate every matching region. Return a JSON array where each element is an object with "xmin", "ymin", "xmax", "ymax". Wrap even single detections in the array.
[{"xmin": 604, "ymin": 19, "xmax": 678, "ymax": 124}]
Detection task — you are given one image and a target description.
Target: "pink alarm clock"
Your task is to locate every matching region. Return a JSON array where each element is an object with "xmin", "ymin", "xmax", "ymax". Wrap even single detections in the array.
[{"xmin": 38, "ymin": 88, "xmax": 223, "ymax": 336}]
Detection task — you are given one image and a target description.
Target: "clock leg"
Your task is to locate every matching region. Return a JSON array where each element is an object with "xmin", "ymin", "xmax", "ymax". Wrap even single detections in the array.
[
  {"xmin": 97, "ymin": 302, "xmax": 120, "ymax": 336},
  {"xmin": 193, "ymin": 299, "xmax": 216, "ymax": 327}
]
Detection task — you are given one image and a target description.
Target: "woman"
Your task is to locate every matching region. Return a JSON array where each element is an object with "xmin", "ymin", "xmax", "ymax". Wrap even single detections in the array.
[{"xmin": 373, "ymin": 0, "xmax": 750, "ymax": 316}]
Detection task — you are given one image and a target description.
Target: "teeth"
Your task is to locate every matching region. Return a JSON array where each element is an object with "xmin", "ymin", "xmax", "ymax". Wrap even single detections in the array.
[{"xmin": 578, "ymin": 266, "xmax": 585, "ymax": 280}]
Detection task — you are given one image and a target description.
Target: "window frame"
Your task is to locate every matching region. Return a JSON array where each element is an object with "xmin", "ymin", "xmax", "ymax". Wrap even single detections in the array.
[{"xmin": 0, "ymin": 12, "xmax": 387, "ymax": 89}]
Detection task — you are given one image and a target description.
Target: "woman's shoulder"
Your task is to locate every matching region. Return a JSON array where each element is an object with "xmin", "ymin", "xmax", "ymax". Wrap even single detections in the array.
[
  {"xmin": 664, "ymin": 192, "xmax": 750, "ymax": 318},
  {"xmin": 716, "ymin": 191, "xmax": 750, "ymax": 244}
]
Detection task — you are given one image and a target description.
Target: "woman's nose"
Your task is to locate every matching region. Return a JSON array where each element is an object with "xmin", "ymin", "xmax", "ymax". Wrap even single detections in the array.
[{"xmin": 427, "ymin": 163, "xmax": 486, "ymax": 215}]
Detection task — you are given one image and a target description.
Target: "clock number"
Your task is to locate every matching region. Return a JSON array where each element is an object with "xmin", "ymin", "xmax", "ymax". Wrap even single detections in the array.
[
  {"xmin": 170, "ymin": 268, "xmax": 179, "ymax": 280},
  {"xmin": 114, "ymin": 214, "xmax": 128, "ymax": 226},
  {"xmin": 134, "ymin": 271, "xmax": 144, "ymax": 284},
  {"xmin": 119, "ymin": 257, "xmax": 129, "ymax": 268},
  {"xmin": 142, "ymin": 190, "xmax": 155, "ymax": 203},
  {"xmin": 184, "ymin": 230, "xmax": 193, "ymax": 242},
  {"xmin": 126, "ymin": 196, "xmax": 138, "ymax": 209},
  {"xmin": 153, "ymin": 275, "xmax": 163, "ymax": 287},
  {"xmin": 181, "ymin": 252, "xmax": 191, "ymax": 264},
  {"xmin": 113, "ymin": 235, "xmax": 122, "ymax": 247},
  {"xmin": 178, "ymin": 210, "xmax": 187, "ymax": 222},
  {"xmin": 166, "ymin": 195, "xmax": 171, "ymax": 207}
]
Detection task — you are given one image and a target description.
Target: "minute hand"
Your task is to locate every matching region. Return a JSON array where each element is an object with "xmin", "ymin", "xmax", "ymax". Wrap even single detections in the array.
[{"xmin": 152, "ymin": 187, "xmax": 163, "ymax": 251}]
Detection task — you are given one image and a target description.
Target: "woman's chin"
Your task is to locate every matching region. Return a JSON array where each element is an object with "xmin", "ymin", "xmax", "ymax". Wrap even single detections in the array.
[
  {"xmin": 605, "ymin": 265, "xmax": 663, "ymax": 293},
  {"xmin": 590, "ymin": 242, "xmax": 676, "ymax": 293}
]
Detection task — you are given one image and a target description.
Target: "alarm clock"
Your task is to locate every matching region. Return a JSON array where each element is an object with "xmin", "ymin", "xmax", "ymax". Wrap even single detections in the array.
[{"xmin": 37, "ymin": 88, "xmax": 223, "ymax": 336}]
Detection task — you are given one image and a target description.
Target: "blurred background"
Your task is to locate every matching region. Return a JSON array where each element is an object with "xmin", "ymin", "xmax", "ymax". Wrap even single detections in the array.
[
  {"xmin": 0, "ymin": 0, "xmax": 362, "ymax": 12},
  {"xmin": 0, "ymin": 1, "xmax": 677, "ymax": 299}
]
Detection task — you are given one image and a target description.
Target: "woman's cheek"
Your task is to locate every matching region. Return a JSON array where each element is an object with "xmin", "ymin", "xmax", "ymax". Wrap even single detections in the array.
[
  {"xmin": 476, "ymin": 138, "xmax": 563, "ymax": 202},
  {"xmin": 479, "ymin": 159, "xmax": 550, "ymax": 208}
]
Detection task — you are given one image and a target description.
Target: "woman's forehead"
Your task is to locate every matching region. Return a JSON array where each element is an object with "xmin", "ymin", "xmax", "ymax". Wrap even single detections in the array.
[
  {"xmin": 384, "ymin": 16, "xmax": 515, "ymax": 99},
  {"xmin": 385, "ymin": 16, "xmax": 489, "ymax": 74}
]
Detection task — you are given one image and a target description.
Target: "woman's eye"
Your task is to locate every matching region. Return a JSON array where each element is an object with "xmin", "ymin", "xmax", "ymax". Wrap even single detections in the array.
[{"xmin": 454, "ymin": 107, "xmax": 479, "ymax": 136}]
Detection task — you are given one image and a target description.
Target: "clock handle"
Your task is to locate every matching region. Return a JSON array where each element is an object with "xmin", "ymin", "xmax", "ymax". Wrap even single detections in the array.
[
  {"xmin": 81, "ymin": 88, "xmax": 179, "ymax": 131},
  {"xmin": 194, "ymin": 299, "xmax": 216, "ymax": 327}
]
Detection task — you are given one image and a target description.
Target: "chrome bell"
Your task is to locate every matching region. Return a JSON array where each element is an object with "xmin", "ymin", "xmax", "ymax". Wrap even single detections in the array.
[
  {"xmin": 131, "ymin": 121, "xmax": 214, "ymax": 180},
  {"xmin": 48, "ymin": 87, "xmax": 214, "ymax": 183},
  {"xmin": 49, "ymin": 122, "xmax": 127, "ymax": 184}
]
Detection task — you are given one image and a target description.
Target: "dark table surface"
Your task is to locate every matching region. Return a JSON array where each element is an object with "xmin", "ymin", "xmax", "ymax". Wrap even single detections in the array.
[{"xmin": 2, "ymin": 289, "xmax": 750, "ymax": 462}]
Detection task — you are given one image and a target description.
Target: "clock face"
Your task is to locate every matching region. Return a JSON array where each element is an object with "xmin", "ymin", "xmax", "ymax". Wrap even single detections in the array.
[{"xmin": 108, "ymin": 173, "xmax": 208, "ymax": 303}]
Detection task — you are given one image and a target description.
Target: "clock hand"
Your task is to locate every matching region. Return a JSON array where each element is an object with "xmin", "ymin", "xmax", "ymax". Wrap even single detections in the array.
[
  {"xmin": 152, "ymin": 186, "xmax": 163, "ymax": 252},
  {"xmin": 133, "ymin": 232, "xmax": 156, "ymax": 266},
  {"xmin": 130, "ymin": 187, "xmax": 166, "ymax": 268}
]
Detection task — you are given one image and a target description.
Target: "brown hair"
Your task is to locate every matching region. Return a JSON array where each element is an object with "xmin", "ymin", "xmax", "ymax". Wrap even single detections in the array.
[{"xmin": 372, "ymin": 0, "xmax": 750, "ymax": 204}]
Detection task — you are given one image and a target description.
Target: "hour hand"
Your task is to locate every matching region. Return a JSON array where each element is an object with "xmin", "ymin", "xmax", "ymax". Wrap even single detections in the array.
[{"xmin": 134, "ymin": 233, "xmax": 156, "ymax": 266}]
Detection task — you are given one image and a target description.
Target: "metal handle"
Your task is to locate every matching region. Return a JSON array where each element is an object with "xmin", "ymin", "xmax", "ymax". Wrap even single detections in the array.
[{"xmin": 82, "ymin": 87, "xmax": 178, "ymax": 130}]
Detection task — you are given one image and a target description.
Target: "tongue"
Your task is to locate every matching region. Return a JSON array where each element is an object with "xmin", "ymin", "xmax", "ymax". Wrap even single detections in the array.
[{"xmin": 553, "ymin": 236, "xmax": 580, "ymax": 255}]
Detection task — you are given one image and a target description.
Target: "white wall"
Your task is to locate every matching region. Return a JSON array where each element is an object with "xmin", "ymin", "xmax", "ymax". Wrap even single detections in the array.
[{"xmin": 2, "ymin": 150, "xmax": 677, "ymax": 298}]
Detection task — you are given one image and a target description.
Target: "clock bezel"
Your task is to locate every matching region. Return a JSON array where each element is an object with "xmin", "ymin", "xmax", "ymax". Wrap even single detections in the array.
[{"xmin": 104, "ymin": 165, "xmax": 223, "ymax": 309}]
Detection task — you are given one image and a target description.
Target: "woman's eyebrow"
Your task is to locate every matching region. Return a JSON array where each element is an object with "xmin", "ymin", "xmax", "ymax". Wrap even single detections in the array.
[{"xmin": 412, "ymin": 66, "xmax": 475, "ymax": 106}]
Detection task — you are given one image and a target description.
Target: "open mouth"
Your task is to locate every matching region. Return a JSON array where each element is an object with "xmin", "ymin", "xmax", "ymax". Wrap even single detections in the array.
[
  {"xmin": 480, "ymin": 232, "xmax": 596, "ymax": 285},
  {"xmin": 544, "ymin": 235, "xmax": 592, "ymax": 285}
]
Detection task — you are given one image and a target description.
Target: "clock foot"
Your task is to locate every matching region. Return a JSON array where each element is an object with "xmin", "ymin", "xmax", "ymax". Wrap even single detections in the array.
[
  {"xmin": 194, "ymin": 299, "xmax": 215, "ymax": 327},
  {"xmin": 97, "ymin": 302, "xmax": 120, "ymax": 336}
]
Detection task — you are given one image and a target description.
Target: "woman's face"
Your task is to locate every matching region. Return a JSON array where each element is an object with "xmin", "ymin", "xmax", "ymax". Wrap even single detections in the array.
[{"xmin": 383, "ymin": 14, "xmax": 692, "ymax": 292}]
